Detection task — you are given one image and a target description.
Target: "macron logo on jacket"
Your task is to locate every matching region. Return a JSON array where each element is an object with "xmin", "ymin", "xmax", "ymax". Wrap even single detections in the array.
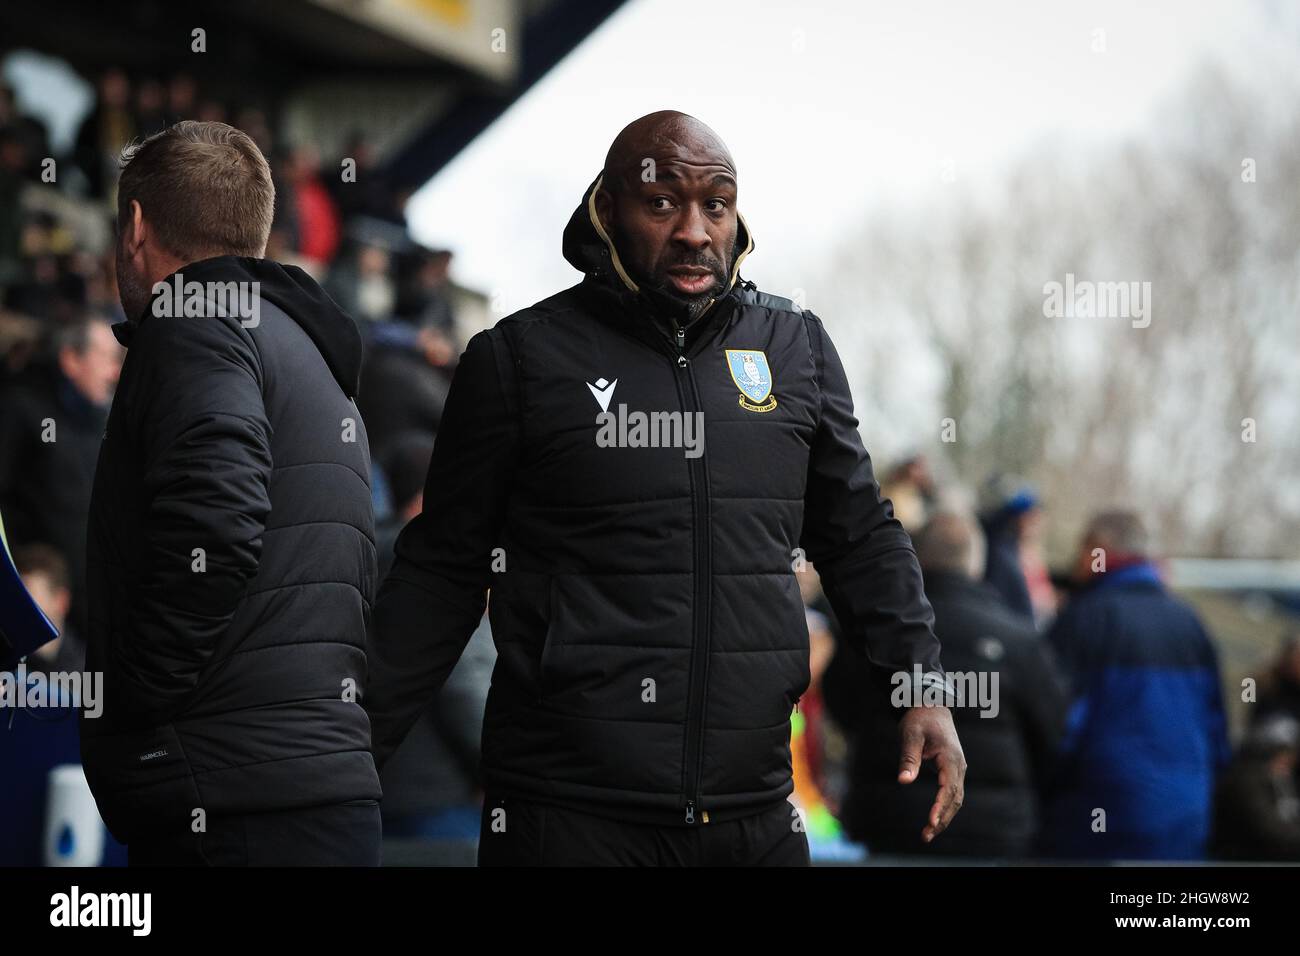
[{"xmin": 587, "ymin": 377, "xmax": 618, "ymax": 412}]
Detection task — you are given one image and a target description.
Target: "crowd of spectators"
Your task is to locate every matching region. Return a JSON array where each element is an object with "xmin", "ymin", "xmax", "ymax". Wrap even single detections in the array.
[{"xmin": 793, "ymin": 458, "xmax": 1300, "ymax": 862}]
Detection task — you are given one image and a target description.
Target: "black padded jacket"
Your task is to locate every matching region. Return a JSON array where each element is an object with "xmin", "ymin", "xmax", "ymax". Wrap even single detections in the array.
[
  {"xmin": 80, "ymin": 256, "xmax": 381, "ymax": 843},
  {"xmin": 365, "ymin": 178, "xmax": 943, "ymax": 825}
]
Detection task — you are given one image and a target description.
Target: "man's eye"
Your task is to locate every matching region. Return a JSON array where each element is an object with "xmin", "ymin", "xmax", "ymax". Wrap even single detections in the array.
[
  {"xmin": 651, "ymin": 197, "xmax": 674, "ymax": 210},
  {"xmin": 706, "ymin": 199, "xmax": 728, "ymax": 212}
]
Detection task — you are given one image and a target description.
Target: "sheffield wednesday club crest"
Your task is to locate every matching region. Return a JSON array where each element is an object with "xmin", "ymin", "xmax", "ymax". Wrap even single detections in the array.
[{"xmin": 725, "ymin": 349, "xmax": 776, "ymax": 413}]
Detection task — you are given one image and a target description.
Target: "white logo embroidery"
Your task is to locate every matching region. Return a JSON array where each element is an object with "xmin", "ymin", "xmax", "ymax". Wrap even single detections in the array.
[{"xmin": 586, "ymin": 377, "xmax": 618, "ymax": 413}]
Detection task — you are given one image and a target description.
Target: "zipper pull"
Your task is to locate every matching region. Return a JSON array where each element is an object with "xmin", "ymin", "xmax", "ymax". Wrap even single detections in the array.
[
  {"xmin": 675, "ymin": 325, "xmax": 686, "ymax": 351},
  {"xmin": 685, "ymin": 801, "xmax": 696, "ymax": 824}
]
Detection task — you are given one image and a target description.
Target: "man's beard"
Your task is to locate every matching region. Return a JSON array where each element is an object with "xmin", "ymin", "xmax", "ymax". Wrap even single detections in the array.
[
  {"xmin": 115, "ymin": 235, "xmax": 153, "ymax": 321},
  {"xmin": 643, "ymin": 255, "xmax": 730, "ymax": 323},
  {"xmin": 616, "ymin": 234, "xmax": 732, "ymax": 324}
]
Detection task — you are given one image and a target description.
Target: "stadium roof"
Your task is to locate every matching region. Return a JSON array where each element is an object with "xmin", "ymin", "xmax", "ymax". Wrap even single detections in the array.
[{"xmin": 1, "ymin": 0, "xmax": 627, "ymax": 188}]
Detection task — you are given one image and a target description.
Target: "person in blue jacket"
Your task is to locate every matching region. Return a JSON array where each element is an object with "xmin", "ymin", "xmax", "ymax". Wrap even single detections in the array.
[{"xmin": 1040, "ymin": 510, "xmax": 1230, "ymax": 860}]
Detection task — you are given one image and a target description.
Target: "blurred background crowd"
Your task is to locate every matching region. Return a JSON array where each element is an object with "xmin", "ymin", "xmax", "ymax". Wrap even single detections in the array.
[
  {"xmin": 0, "ymin": 59, "xmax": 485, "ymax": 865},
  {"xmin": 2, "ymin": 0, "xmax": 1299, "ymax": 866}
]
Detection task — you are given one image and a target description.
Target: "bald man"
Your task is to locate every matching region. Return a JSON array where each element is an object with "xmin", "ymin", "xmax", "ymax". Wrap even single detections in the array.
[{"xmin": 365, "ymin": 111, "xmax": 964, "ymax": 866}]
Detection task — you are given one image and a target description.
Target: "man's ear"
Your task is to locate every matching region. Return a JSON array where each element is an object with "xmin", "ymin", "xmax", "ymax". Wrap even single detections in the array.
[{"xmin": 125, "ymin": 199, "xmax": 146, "ymax": 253}]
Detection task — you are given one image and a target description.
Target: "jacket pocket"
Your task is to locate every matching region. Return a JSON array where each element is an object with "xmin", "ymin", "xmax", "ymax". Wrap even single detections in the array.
[{"xmin": 80, "ymin": 722, "xmax": 204, "ymax": 845}]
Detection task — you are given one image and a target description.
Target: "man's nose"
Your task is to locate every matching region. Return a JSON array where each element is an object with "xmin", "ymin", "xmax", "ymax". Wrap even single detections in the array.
[{"xmin": 672, "ymin": 205, "xmax": 712, "ymax": 250}]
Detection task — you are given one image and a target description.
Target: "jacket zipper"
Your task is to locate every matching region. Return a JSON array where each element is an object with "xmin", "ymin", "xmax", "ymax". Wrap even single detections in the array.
[{"xmin": 675, "ymin": 322, "xmax": 712, "ymax": 825}]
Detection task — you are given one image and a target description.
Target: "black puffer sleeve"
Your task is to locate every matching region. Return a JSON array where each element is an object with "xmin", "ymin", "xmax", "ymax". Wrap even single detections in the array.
[
  {"xmin": 122, "ymin": 312, "xmax": 272, "ymax": 724},
  {"xmin": 798, "ymin": 312, "xmax": 945, "ymax": 694}
]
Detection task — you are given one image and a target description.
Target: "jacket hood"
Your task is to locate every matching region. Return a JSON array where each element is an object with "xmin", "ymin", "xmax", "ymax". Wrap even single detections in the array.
[
  {"xmin": 114, "ymin": 255, "xmax": 364, "ymax": 398},
  {"xmin": 561, "ymin": 174, "xmax": 755, "ymax": 311}
]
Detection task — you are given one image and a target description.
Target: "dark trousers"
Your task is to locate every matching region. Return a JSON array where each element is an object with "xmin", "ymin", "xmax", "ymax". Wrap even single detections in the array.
[
  {"xmin": 128, "ymin": 800, "xmax": 382, "ymax": 866},
  {"xmin": 477, "ymin": 795, "xmax": 810, "ymax": 867}
]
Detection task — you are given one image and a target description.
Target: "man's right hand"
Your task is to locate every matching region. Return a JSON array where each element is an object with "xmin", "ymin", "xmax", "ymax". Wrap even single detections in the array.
[{"xmin": 897, "ymin": 704, "xmax": 966, "ymax": 843}]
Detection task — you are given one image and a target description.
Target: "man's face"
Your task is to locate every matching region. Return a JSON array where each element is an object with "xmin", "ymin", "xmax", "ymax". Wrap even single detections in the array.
[
  {"xmin": 21, "ymin": 570, "xmax": 69, "ymax": 637},
  {"xmin": 1073, "ymin": 535, "xmax": 1102, "ymax": 583},
  {"xmin": 600, "ymin": 154, "xmax": 739, "ymax": 321},
  {"xmin": 61, "ymin": 322, "xmax": 123, "ymax": 406}
]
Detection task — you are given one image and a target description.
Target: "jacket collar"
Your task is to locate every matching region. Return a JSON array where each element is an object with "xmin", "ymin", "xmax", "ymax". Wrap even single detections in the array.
[
  {"xmin": 1088, "ymin": 560, "xmax": 1164, "ymax": 591},
  {"xmin": 110, "ymin": 255, "xmax": 364, "ymax": 398}
]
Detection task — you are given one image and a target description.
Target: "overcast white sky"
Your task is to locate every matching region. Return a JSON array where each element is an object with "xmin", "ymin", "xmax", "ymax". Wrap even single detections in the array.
[{"xmin": 408, "ymin": 0, "xmax": 1283, "ymax": 315}]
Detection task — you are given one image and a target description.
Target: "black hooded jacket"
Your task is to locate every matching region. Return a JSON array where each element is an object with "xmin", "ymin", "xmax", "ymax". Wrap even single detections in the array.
[
  {"xmin": 80, "ymin": 256, "xmax": 381, "ymax": 843},
  {"xmin": 365, "ymin": 179, "xmax": 943, "ymax": 825}
]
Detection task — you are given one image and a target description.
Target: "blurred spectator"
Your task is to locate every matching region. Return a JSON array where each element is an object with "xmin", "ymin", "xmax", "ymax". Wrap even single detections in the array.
[
  {"xmin": 0, "ymin": 315, "xmax": 123, "ymax": 628},
  {"xmin": 329, "ymin": 131, "xmax": 403, "ymax": 226},
  {"xmin": 0, "ymin": 81, "xmax": 51, "ymax": 184},
  {"xmin": 375, "ymin": 431, "xmax": 435, "ymax": 577},
  {"xmin": 326, "ymin": 240, "xmax": 394, "ymax": 322},
  {"xmin": 396, "ymin": 245, "xmax": 457, "ymax": 336},
  {"xmin": 378, "ymin": 616, "xmax": 495, "ymax": 842},
  {"xmin": 165, "ymin": 73, "xmax": 197, "ymax": 124},
  {"xmin": 0, "ymin": 126, "xmax": 25, "ymax": 284},
  {"xmin": 978, "ymin": 474, "xmax": 1055, "ymax": 625},
  {"xmin": 235, "ymin": 106, "xmax": 273, "ymax": 156},
  {"xmin": 1040, "ymin": 510, "xmax": 1231, "ymax": 860},
  {"xmin": 1256, "ymin": 631, "xmax": 1300, "ymax": 729},
  {"xmin": 5, "ymin": 216, "xmax": 63, "ymax": 318},
  {"xmin": 357, "ymin": 340, "xmax": 450, "ymax": 461},
  {"xmin": 133, "ymin": 76, "xmax": 167, "ymax": 138},
  {"xmin": 72, "ymin": 68, "xmax": 133, "ymax": 199},
  {"xmin": 376, "ymin": 433, "xmax": 494, "ymax": 842},
  {"xmin": 0, "ymin": 544, "xmax": 124, "ymax": 866},
  {"xmin": 790, "ymin": 566, "xmax": 848, "ymax": 846},
  {"xmin": 838, "ymin": 510, "xmax": 1068, "ymax": 858},
  {"xmin": 0, "ymin": 544, "xmax": 80, "ymax": 866},
  {"xmin": 879, "ymin": 454, "xmax": 937, "ymax": 531},
  {"xmin": 195, "ymin": 99, "xmax": 228, "ymax": 125},
  {"xmin": 349, "ymin": 241, "xmax": 457, "ymax": 457},
  {"xmin": 14, "ymin": 543, "xmax": 83, "ymax": 671},
  {"xmin": 285, "ymin": 145, "xmax": 342, "ymax": 269},
  {"xmin": 1212, "ymin": 714, "xmax": 1300, "ymax": 861}
]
